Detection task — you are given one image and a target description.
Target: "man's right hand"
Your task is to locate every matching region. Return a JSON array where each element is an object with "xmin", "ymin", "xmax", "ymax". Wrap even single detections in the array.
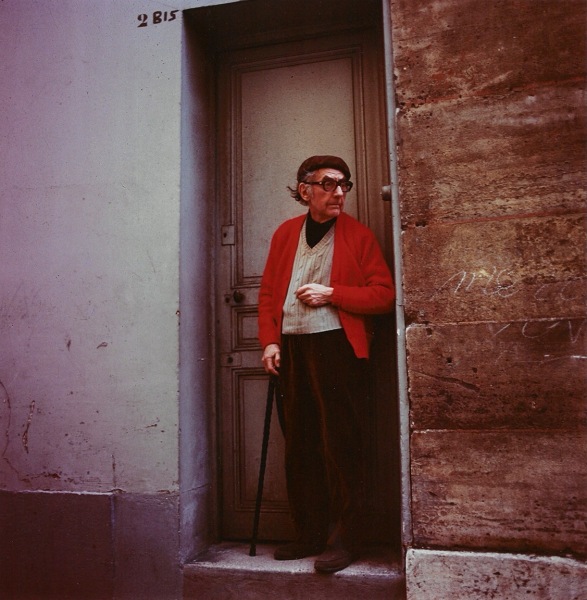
[{"xmin": 262, "ymin": 343, "xmax": 281, "ymax": 376}]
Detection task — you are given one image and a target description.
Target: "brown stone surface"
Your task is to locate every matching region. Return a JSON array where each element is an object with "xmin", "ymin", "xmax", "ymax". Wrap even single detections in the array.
[
  {"xmin": 395, "ymin": 85, "xmax": 586, "ymax": 226},
  {"xmin": 390, "ymin": 0, "xmax": 587, "ymax": 573},
  {"xmin": 406, "ymin": 549, "xmax": 587, "ymax": 600},
  {"xmin": 407, "ymin": 320, "xmax": 587, "ymax": 430},
  {"xmin": 410, "ymin": 430, "xmax": 587, "ymax": 556},
  {"xmin": 402, "ymin": 214, "xmax": 586, "ymax": 324},
  {"xmin": 391, "ymin": 0, "xmax": 585, "ymax": 104}
]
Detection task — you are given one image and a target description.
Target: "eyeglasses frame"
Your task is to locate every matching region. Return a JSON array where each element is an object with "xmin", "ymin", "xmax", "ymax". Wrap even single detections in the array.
[{"xmin": 303, "ymin": 176, "xmax": 353, "ymax": 193}]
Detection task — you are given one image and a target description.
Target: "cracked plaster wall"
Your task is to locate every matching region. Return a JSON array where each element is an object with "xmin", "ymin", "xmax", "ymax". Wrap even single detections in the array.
[{"xmin": 0, "ymin": 0, "xmax": 192, "ymax": 496}]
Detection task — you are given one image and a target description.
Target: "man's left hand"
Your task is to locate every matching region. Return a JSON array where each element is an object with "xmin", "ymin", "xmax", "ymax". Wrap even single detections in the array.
[{"xmin": 295, "ymin": 283, "xmax": 333, "ymax": 307}]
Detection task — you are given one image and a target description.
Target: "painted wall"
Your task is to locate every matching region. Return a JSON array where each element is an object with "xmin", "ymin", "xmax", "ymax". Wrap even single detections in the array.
[
  {"xmin": 0, "ymin": 1, "xmax": 230, "ymax": 597},
  {"xmin": 0, "ymin": 0, "xmax": 185, "ymax": 496}
]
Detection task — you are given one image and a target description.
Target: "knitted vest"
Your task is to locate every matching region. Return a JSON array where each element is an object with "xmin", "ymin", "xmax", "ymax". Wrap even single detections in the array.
[{"xmin": 281, "ymin": 220, "xmax": 342, "ymax": 334}]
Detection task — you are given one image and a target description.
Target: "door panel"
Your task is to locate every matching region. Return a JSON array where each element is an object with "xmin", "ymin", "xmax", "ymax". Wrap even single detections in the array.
[
  {"xmin": 240, "ymin": 56, "xmax": 358, "ymax": 279},
  {"xmin": 217, "ymin": 28, "xmax": 394, "ymax": 542}
]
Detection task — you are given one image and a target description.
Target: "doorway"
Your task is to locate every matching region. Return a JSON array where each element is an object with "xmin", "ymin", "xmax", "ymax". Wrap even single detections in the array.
[{"xmin": 184, "ymin": 0, "xmax": 401, "ymax": 549}]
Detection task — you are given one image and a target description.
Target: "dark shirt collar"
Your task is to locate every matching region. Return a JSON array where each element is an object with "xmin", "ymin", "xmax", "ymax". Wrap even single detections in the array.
[{"xmin": 305, "ymin": 212, "xmax": 336, "ymax": 248}]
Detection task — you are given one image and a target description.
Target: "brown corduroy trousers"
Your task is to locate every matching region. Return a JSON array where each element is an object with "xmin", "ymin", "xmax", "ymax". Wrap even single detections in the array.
[{"xmin": 280, "ymin": 329, "xmax": 368, "ymax": 550}]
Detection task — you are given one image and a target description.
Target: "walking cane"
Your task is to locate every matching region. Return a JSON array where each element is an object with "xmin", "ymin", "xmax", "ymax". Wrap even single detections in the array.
[{"xmin": 249, "ymin": 374, "xmax": 277, "ymax": 557}]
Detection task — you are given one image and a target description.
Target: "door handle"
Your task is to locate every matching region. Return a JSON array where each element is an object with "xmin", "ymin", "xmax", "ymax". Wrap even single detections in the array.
[
  {"xmin": 381, "ymin": 185, "xmax": 392, "ymax": 202},
  {"xmin": 224, "ymin": 290, "xmax": 245, "ymax": 304}
]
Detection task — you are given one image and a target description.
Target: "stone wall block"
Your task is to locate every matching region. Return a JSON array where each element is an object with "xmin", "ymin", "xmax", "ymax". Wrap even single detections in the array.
[
  {"xmin": 391, "ymin": 0, "xmax": 586, "ymax": 104},
  {"xmin": 410, "ymin": 430, "xmax": 587, "ymax": 555},
  {"xmin": 406, "ymin": 321, "xmax": 587, "ymax": 431},
  {"xmin": 402, "ymin": 215, "xmax": 586, "ymax": 324},
  {"xmin": 395, "ymin": 85, "xmax": 586, "ymax": 226},
  {"xmin": 406, "ymin": 549, "xmax": 587, "ymax": 600}
]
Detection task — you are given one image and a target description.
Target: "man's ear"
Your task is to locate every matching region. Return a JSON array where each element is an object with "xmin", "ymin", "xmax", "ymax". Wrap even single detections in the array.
[{"xmin": 298, "ymin": 182, "xmax": 312, "ymax": 202}]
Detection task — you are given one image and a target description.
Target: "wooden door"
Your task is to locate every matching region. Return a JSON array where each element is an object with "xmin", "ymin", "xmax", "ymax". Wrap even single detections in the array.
[{"xmin": 216, "ymin": 27, "xmax": 396, "ymax": 542}]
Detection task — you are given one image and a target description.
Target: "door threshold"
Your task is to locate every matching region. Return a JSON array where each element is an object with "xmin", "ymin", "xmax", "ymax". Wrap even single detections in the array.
[{"xmin": 183, "ymin": 542, "xmax": 405, "ymax": 599}]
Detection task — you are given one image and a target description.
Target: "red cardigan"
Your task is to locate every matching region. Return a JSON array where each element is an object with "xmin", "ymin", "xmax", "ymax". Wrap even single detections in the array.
[{"xmin": 258, "ymin": 212, "xmax": 395, "ymax": 358}]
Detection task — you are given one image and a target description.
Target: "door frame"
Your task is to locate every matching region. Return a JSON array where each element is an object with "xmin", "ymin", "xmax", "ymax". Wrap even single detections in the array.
[
  {"xmin": 381, "ymin": 0, "xmax": 412, "ymax": 553},
  {"xmin": 179, "ymin": 0, "xmax": 411, "ymax": 561},
  {"xmin": 216, "ymin": 26, "xmax": 396, "ymax": 543}
]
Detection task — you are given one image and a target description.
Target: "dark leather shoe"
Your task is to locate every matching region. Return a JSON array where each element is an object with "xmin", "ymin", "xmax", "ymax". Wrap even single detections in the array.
[
  {"xmin": 274, "ymin": 541, "xmax": 325, "ymax": 560},
  {"xmin": 314, "ymin": 546, "xmax": 354, "ymax": 573}
]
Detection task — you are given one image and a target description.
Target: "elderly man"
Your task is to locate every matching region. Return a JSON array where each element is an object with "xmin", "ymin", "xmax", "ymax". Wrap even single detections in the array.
[{"xmin": 258, "ymin": 155, "xmax": 395, "ymax": 573}]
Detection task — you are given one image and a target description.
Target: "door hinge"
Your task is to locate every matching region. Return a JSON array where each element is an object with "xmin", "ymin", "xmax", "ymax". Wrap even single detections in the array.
[{"xmin": 221, "ymin": 225, "xmax": 235, "ymax": 245}]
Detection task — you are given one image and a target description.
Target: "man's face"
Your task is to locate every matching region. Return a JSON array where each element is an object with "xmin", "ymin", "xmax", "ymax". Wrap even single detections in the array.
[{"xmin": 299, "ymin": 168, "xmax": 348, "ymax": 223}]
